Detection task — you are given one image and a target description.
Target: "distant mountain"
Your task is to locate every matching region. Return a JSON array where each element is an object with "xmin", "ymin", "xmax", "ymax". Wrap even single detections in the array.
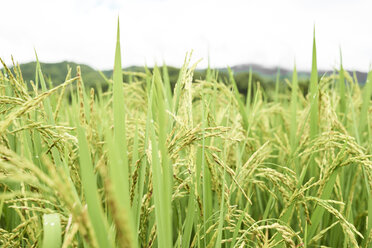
[
  {"xmin": 15, "ymin": 61, "xmax": 109, "ymax": 87},
  {"xmin": 1, "ymin": 61, "xmax": 368, "ymax": 90},
  {"xmin": 226, "ymin": 63, "xmax": 368, "ymax": 84},
  {"xmin": 1, "ymin": 62, "xmax": 193, "ymax": 91}
]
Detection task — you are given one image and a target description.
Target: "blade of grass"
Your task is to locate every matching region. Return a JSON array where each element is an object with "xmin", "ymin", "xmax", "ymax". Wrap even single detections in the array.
[
  {"xmin": 77, "ymin": 125, "xmax": 114, "ymax": 248},
  {"xmin": 42, "ymin": 213, "xmax": 61, "ymax": 248},
  {"xmin": 274, "ymin": 68, "xmax": 280, "ymax": 103},
  {"xmin": 307, "ymin": 165, "xmax": 343, "ymax": 239},
  {"xmin": 111, "ymin": 18, "xmax": 137, "ymax": 247},
  {"xmin": 245, "ymin": 66, "xmax": 252, "ymax": 109},
  {"xmin": 338, "ymin": 49, "xmax": 346, "ymax": 120},
  {"xmin": 182, "ymin": 185, "xmax": 196, "ymax": 248},
  {"xmin": 290, "ymin": 64, "xmax": 298, "ymax": 153},
  {"xmin": 359, "ymin": 70, "xmax": 372, "ymax": 136},
  {"xmin": 309, "ymin": 28, "xmax": 319, "ymax": 140},
  {"xmin": 230, "ymin": 202, "xmax": 249, "ymax": 248},
  {"xmin": 162, "ymin": 62, "xmax": 173, "ymax": 111},
  {"xmin": 359, "ymin": 70, "xmax": 372, "ymax": 247},
  {"xmin": 228, "ymin": 67, "xmax": 249, "ymax": 131},
  {"xmin": 151, "ymin": 66, "xmax": 173, "ymax": 248},
  {"xmin": 106, "ymin": 128, "xmax": 137, "ymax": 247},
  {"xmin": 202, "ymin": 94, "xmax": 213, "ymax": 247}
]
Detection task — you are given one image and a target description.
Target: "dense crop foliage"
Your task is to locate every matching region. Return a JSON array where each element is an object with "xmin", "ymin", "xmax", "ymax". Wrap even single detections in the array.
[{"xmin": 0, "ymin": 24, "xmax": 371, "ymax": 248}]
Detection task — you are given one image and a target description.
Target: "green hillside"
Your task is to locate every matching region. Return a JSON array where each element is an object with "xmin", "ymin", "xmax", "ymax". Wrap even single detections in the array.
[
  {"xmin": 8, "ymin": 61, "xmax": 276, "ymax": 97},
  {"xmin": 17, "ymin": 61, "xmax": 107, "ymax": 88},
  {"xmin": 3, "ymin": 61, "xmax": 367, "ymax": 99}
]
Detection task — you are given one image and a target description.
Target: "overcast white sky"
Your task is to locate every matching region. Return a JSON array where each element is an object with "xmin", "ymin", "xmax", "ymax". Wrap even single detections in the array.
[{"xmin": 1, "ymin": 0, "xmax": 371, "ymax": 71}]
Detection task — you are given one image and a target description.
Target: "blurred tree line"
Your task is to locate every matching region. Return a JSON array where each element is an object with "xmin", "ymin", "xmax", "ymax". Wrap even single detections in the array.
[
  {"xmin": 122, "ymin": 66, "xmax": 310, "ymax": 99},
  {"xmin": 12, "ymin": 61, "xmax": 310, "ymax": 101}
]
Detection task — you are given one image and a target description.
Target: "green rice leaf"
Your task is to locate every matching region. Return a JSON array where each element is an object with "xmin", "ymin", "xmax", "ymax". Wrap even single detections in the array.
[{"xmin": 42, "ymin": 213, "xmax": 61, "ymax": 248}]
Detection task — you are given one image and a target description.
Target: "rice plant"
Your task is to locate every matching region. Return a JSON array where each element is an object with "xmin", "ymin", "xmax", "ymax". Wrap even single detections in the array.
[{"xmin": 0, "ymin": 21, "xmax": 371, "ymax": 248}]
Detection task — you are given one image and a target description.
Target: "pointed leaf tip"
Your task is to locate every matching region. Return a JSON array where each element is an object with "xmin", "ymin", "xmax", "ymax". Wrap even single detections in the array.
[
  {"xmin": 34, "ymin": 49, "xmax": 39, "ymax": 62},
  {"xmin": 116, "ymin": 17, "xmax": 120, "ymax": 42}
]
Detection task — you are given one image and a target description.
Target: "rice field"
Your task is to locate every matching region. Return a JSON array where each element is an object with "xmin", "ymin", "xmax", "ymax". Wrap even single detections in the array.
[{"xmin": 0, "ymin": 23, "xmax": 371, "ymax": 248}]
